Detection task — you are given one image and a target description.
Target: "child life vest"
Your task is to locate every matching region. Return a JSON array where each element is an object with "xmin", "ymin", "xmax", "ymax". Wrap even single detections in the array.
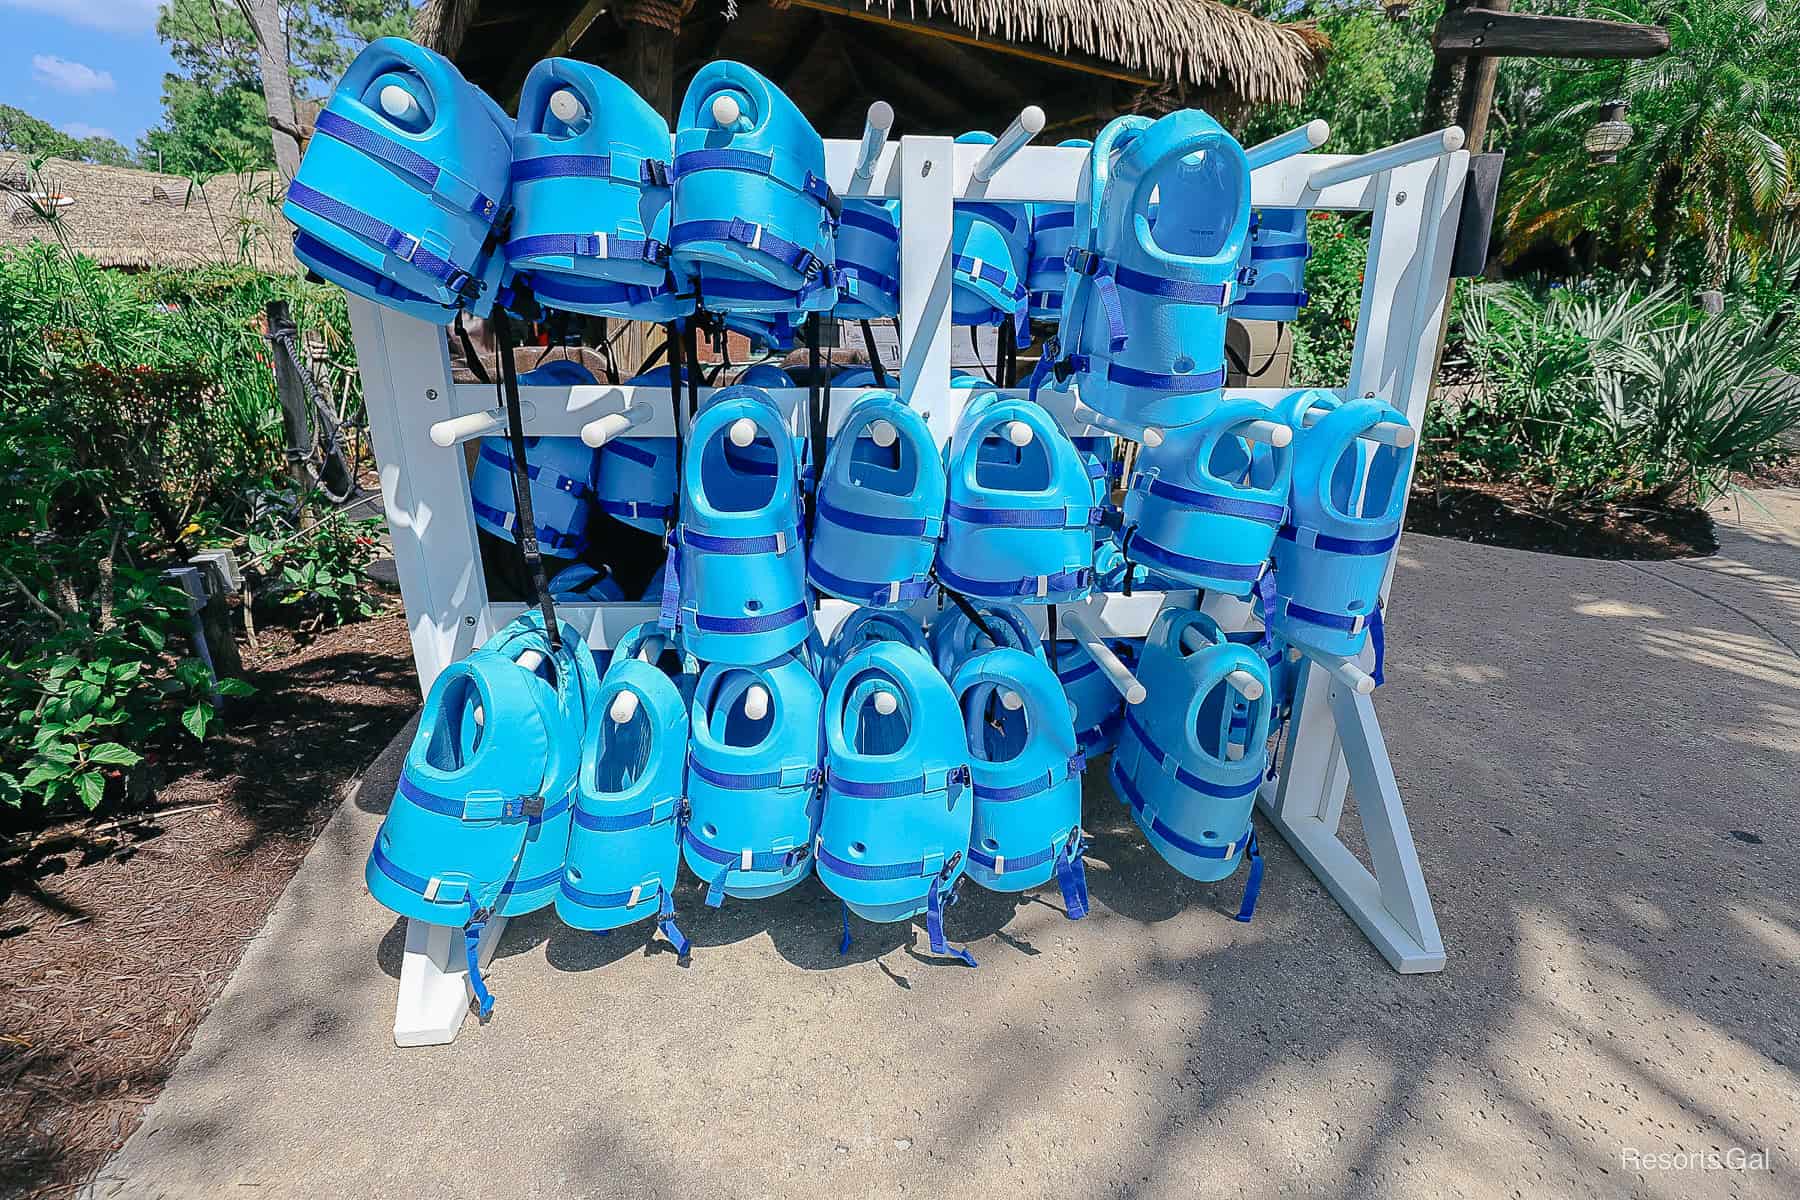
[
  {"xmin": 951, "ymin": 133, "xmax": 1030, "ymax": 344},
  {"xmin": 366, "ymin": 613, "xmax": 597, "ymax": 1015},
  {"xmin": 820, "ymin": 608, "xmax": 927, "ymax": 684},
  {"xmin": 834, "ymin": 199, "xmax": 900, "ymax": 319},
  {"xmin": 1024, "ymin": 139, "xmax": 1092, "ymax": 324},
  {"xmin": 469, "ymin": 359, "xmax": 602, "ymax": 558},
  {"xmin": 590, "ymin": 366, "xmax": 683, "ymax": 535},
  {"xmin": 939, "ymin": 397, "xmax": 1098, "ymax": 603},
  {"xmin": 671, "ymin": 61, "xmax": 838, "ymax": 315},
  {"xmin": 1230, "ymin": 208, "xmax": 1311, "ymax": 324},
  {"xmin": 830, "ymin": 366, "xmax": 900, "ymax": 389},
  {"xmin": 1110, "ymin": 610, "xmax": 1269, "ymax": 920},
  {"xmin": 286, "ymin": 37, "xmax": 513, "ymax": 324},
  {"xmin": 547, "ymin": 562, "xmax": 625, "ymax": 602},
  {"xmin": 682, "ymin": 653, "xmax": 824, "ymax": 906},
  {"xmin": 1050, "ymin": 635, "xmax": 1140, "ymax": 756},
  {"xmin": 505, "ymin": 58, "xmax": 689, "ymax": 323},
  {"xmin": 736, "ymin": 363, "xmax": 796, "ymax": 388},
  {"xmin": 953, "ymin": 648, "xmax": 1088, "ymax": 914},
  {"xmin": 662, "ymin": 384, "xmax": 809, "ymax": 664},
  {"xmin": 816, "ymin": 642, "xmax": 977, "ymax": 964},
  {"xmin": 1269, "ymin": 395, "xmax": 1413, "ymax": 660},
  {"xmin": 927, "ymin": 602, "xmax": 1043, "ymax": 679},
  {"xmin": 1047, "ymin": 110, "xmax": 1251, "ymax": 429},
  {"xmin": 809, "ymin": 392, "xmax": 944, "ymax": 607}
]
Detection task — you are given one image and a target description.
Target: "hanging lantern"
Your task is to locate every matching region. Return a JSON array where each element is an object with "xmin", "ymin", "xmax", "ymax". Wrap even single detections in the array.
[{"xmin": 1584, "ymin": 100, "xmax": 1633, "ymax": 164}]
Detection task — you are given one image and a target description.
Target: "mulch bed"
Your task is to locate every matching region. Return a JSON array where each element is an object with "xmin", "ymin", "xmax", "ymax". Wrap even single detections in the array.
[
  {"xmin": 1405, "ymin": 478, "xmax": 1719, "ymax": 560},
  {"xmin": 0, "ymin": 613, "xmax": 418, "ymax": 1200}
]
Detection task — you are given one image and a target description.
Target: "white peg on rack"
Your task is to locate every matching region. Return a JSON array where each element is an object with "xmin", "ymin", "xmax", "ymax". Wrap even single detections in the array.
[
  {"xmin": 729, "ymin": 417, "xmax": 758, "ymax": 447},
  {"xmin": 1000, "ymin": 690, "xmax": 1024, "ymax": 711},
  {"xmin": 971, "ymin": 106, "xmax": 1046, "ymax": 182},
  {"xmin": 1225, "ymin": 669, "xmax": 1266, "ymax": 702},
  {"xmin": 610, "ymin": 690, "xmax": 640, "ymax": 724},
  {"xmin": 1300, "ymin": 407, "xmax": 1416, "ymax": 448},
  {"xmin": 1307, "ymin": 127, "xmax": 1465, "ymax": 191},
  {"xmin": 1074, "ymin": 401, "xmax": 1164, "ymax": 448},
  {"xmin": 1237, "ymin": 419, "xmax": 1293, "ymax": 448},
  {"xmin": 854, "ymin": 101, "xmax": 894, "ymax": 181},
  {"xmin": 1006, "ymin": 420, "xmax": 1035, "ymax": 448},
  {"xmin": 1061, "ymin": 610, "xmax": 1148, "ymax": 705},
  {"xmin": 743, "ymin": 684, "xmax": 770, "ymax": 721},
  {"xmin": 379, "ymin": 85, "xmax": 421, "ymax": 121},
  {"xmin": 1292, "ymin": 645, "xmax": 1376, "ymax": 695},
  {"xmin": 429, "ymin": 408, "xmax": 507, "ymax": 448},
  {"xmin": 547, "ymin": 89, "xmax": 585, "ymax": 124},
  {"xmin": 579, "ymin": 404, "xmax": 650, "ymax": 448},
  {"xmin": 872, "ymin": 688, "xmax": 898, "ymax": 716},
  {"xmin": 869, "ymin": 419, "xmax": 898, "ymax": 447},
  {"xmin": 710, "ymin": 92, "xmax": 743, "ymax": 128},
  {"xmin": 1245, "ymin": 119, "xmax": 1331, "ymax": 171}
]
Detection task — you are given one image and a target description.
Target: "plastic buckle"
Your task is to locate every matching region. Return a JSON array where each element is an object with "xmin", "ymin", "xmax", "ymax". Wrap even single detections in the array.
[
  {"xmin": 393, "ymin": 232, "xmax": 420, "ymax": 262},
  {"xmin": 1238, "ymin": 265, "xmax": 1260, "ymax": 287},
  {"xmin": 451, "ymin": 272, "xmax": 484, "ymax": 302},
  {"xmin": 642, "ymin": 158, "xmax": 670, "ymax": 187},
  {"xmin": 940, "ymin": 850, "xmax": 963, "ymax": 880},
  {"xmin": 519, "ymin": 794, "xmax": 546, "ymax": 819},
  {"xmin": 1064, "ymin": 246, "xmax": 1102, "ymax": 276},
  {"xmin": 728, "ymin": 216, "xmax": 760, "ymax": 248},
  {"xmin": 467, "ymin": 906, "xmax": 493, "ymax": 928},
  {"xmin": 644, "ymin": 238, "xmax": 669, "ymax": 265}
]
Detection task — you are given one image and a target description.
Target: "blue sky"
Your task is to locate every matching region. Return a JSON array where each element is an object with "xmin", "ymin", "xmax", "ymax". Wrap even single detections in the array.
[{"xmin": 1, "ymin": 0, "xmax": 171, "ymax": 149}]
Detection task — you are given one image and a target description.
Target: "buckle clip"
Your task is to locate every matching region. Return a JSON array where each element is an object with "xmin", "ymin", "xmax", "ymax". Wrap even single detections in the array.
[
  {"xmin": 518, "ymin": 794, "xmax": 546, "ymax": 819},
  {"xmin": 467, "ymin": 906, "xmax": 493, "ymax": 927},
  {"xmin": 393, "ymin": 233, "xmax": 420, "ymax": 262},
  {"xmin": 1064, "ymin": 246, "xmax": 1102, "ymax": 276},
  {"xmin": 940, "ymin": 850, "xmax": 963, "ymax": 880}
]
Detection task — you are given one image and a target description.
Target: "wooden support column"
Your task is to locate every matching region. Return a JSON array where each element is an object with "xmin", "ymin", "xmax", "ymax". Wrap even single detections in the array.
[{"xmin": 1453, "ymin": 0, "xmax": 1510, "ymax": 153}]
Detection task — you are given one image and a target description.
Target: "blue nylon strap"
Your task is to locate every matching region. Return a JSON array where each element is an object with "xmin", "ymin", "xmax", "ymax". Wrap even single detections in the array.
[
  {"xmin": 1232, "ymin": 831, "xmax": 1264, "ymax": 923},
  {"xmin": 971, "ymin": 752, "xmax": 1085, "ymax": 804},
  {"xmin": 597, "ymin": 498, "xmax": 675, "ymax": 522},
  {"xmin": 808, "ymin": 560, "xmax": 934, "ymax": 606},
  {"xmin": 1026, "ymin": 343, "xmax": 1059, "ymax": 403},
  {"xmin": 510, "ymin": 152, "xmax": 669, "ymax": 187},
  {"xmin": 816, "ymin": 497, "xmax": 935, "ymax": 539},
  {"xmin": 396, "ymin": 773, "xmax": 573, "ymax": 823},
  {"xmin": 946, "ymin": 500, "xmax": 1101, "ymax": 531},
  {"xmin": 1057, "ymin": 657, "xmax": 1100, "ymax": 685},
  {"xmin": 1093, "ymin": 273, "xmax": 1129, "ymax": 352},
  {"xmin": 825, "ymin": 764, "xmax": 969, "ymax": 800},
  {"xmin": 839, "ymin": 207, "xmax": 900, "ymax": 240},
  {"xmin": 813, "ymin": 842, "xmax": 939, "ymax": 881},
  {"xmin": 571, "ymin": 800, "xmax": 674, "ymax": 833},
  {"xmin": 286, "ymin": 181, "xmax": 480, "ymax": 297},
  {"xmin": 681, "ymin": 526, "xmax": 800, "ymax": 555},
  {"xmin": 925, "ymin": 874, "xmax": 977, "ymax": 967},
  {"xmin": 1277, "ymin": 525, "xmax": 1401, "ymax": 557},
  {"xmin": 691, "ymin": 600, "xmax": 810, "ymax": 635},
  {"xmin": 657, "ymin": 541, "xmax": 680, "ymax": 631},
  {"xmin": 967, "ymin": 844, "xmax": 1056, "ymax": 873},
  {"xmin": 671, "ymin": 218, "xmax": 824, "ymax": 279},
  {"xmin": 526, "ymin": 273, "xmax": 679, "ymax": 312},
  {"xmin": 463, "ymin": 920, "xmax": 495, "ymax": 1018},
  {"xmin": 1112, "ymin": 263, "xmax": 1231, "ymax": 307},
  {"xmin": 1027, "ymin": 255, "xmax": 1068, "ymax": 275},
  {"xmin": 1131, "ymin": 474, "xmax": 1286, "ymax": 525},
  {"xmin": 838, "ymin": 902, "xmax": 853, "ymax": 955},
  {"xmin": 292, "ymin": 233, "xmax": 440, "ymax": 311},
  {"xmin": 1120, "ymin": 713, "xmax": 1262, "ymax": 799},
  {"xmin": 683, "ymin": 827, "xmax": 810, "ymax": 907},
  {"xmin": 951, "ymin": 255, "xmax": 1026, "ymax": 303},
  {"xmin": 1030, "ymin": 290, "xmax": 1064, "ymax": 314},
  {"xmin": 1255, "ymin": 568, "xmax": 1279, "ymax": 654},
  {"xmin": 312, "ymin": 110, "xmax": 500, "ymax": 223},
  {"xmin": 657, "ymin": 885, "xmax": 690, "ymax": 960},
  {"xmin": 1055, "ymin": 833, "xmax": 1090, "ymax": 920},
  {"xmin": 1032, "ymin": 209, "xmax": 1075, "ymax": 233},
  {"xmin": 504, "ymin": 232, "xmax": 665, "ymax": 264},
  {"xmin": 1126, "ymin": 533, "xmax": 1267, "ymax": 583},
  {"xmin": 478, "ymin": 445, "xmax": 594, "ymax": 499},
  {"xmin": 1369, "ymin": 602, "xmax": 1386, "ymax": 687},
  {"xmin": 1104, "ymin": 361, "xmax": 1227, "ymax": 393},
  {"xmin": 1250, "ymin": 242, "xmax": 1312, "ymax": 261},
  {"xmin": 688, "ymin": 756, "xmax": 820, "ymax": 793},
  {"xmin": 601, "ymin": 439, "xmax": 659, "ymax": 467},
  {"xmin": 1113, "ymin": 768, "xmax": 1257, "ymax": 868},
  {"xmin": 837, "ymin": 265, "xmax": 900, "ymax": 300},
  {"xmin": 933, "ymin": 560, "xmax": 1093, "ymax": 601},
  {"xmin": 1238, "ymin": 290, "xmax": 1310, "ymax": 309},
  {"xmin": 470, "ymin": 498, "xmax": 586, "ymax": 554},
  {"xmin": 1281, "ymin": 600, "xmax": 1364, "ymax": 634},
  {"xmin": 672, "ymin": 149, "xmax": 833, "ymax": 211},
  {"xmin": 961, "ymin": 201, "xmax": 1020, "ymax": 235}
]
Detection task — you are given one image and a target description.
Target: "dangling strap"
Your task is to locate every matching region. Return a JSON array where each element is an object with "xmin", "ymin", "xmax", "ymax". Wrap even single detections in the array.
[
  {"xmin": 860, "ymin": 319, "xmax": 888, "ymax": 387},
  {"xmin": 1232, "ymin": 830, "xmax": 1265, "ymax": 923},
  {"xmin": 838, "ymin": 902, "xmax": 854, "ymax": 955},
  {"xmin": 657, "ymin": 540, "xmax": 681, "ymax": 631},
  {"xmin": 925, "ymin": 868, "xmax": 977, "ymax": 967},
  {"xmin": 494, "ymin": 313, "xmax": 560, "ymax": 650},
  {"xmin": 1368, "ymin": 601, "xmax": 1386, "ymax": 687},
  {"xmin": 1054, "ymin": 829, "xmax": 1090, "ymax": 921},
  {"xmin": 657, "ymin": 884, "xmax": 691, "ymax": 961},
  {"xmin": 1254, "ymin": 567, "xmax": 1279, "ymax": 654},
  {"xmin": 455, "ymin": 313, "xmax": 490, "ymax": 384},
  {"xmin": 463, "ymin": 912, "xmax": 496, "ymax": 1018}
]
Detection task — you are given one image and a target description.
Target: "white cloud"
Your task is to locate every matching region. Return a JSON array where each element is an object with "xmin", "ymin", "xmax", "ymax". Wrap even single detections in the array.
[
  {"xmin": 61, "ymin": 123, "xmax": 114, "ymax": 141},
  {"xmin": 31, "ymin": 55, "xmax": 117, "ymax": 96},
  {"xmin": 1, "ymin": 0, "xmax": 162, "ymax": 35}
]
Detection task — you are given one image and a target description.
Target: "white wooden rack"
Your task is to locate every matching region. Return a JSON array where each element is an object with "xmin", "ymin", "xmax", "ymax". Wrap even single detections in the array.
[{"xmin": 346, "ymin": 107, "xmax": 1470, "ymax": 1045}]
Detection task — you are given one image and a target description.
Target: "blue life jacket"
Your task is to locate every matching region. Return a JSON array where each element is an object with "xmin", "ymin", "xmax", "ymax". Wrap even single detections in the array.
[
  {"xmin": 724, "ymin": 311, "xmax": 800, "ymax": 352},
  {"xmin": 286, "ymin": 37, "xmax": 512, "ymax": 323},
  {"xmin": 682, "ymin": 654, "xmax": 824, "ymax": 906},
  {"xmin": 1122, "ymin": 396, "xmax": 1296, "ymax": 594},
  {"xmin": 816, "ymin": 643, "xmax": 977, "ymax": 963},
  {"xmin": 951, "ymin": 134, "xmax": 1030, "ymax": 344},
  {"xmin": 1051, "ymin": 111, "xmax": 1251, "ymax": 429},
  {"xmin": 505, "ymin": 59, "xmax": 689, "ymax": 323},
  {"xmin": 1270, "ymin": 395, "xmax": 1413, "ymax": 659},
  {"xmin": 1051, "ymin": 636, "xmax": 1139, "ymax": 756},
  {"xmin": 670, "ymin": 62, "xmax": 837, "ymax": 315},
  {"xmin": 366, "ymin": 613, "xmax": 596, "ymax": 1014},
  {"xmin": 1025, "ymin": 139, "xmax": 1092, "ymax": 324},
  {"xmin": 834, "ymin": 199, "xmax": 900, "ymax": 319},
  {"xmin": 591, "ymin": 366, "xmax": 682, "ymax": 535},
  {"xmin": 939, "ymin": 396, "xmax": 1098, "ymax": 603},
  {"xmin": 830, "ymin": 366, "xmax": 900, "ymax": 389},
  {"xmin": 556, "ymin": 655, "xmax": 688, "ymax": 955},
  {"xmin": 820, "ymin": 608, "xmax": 927, "ymax": 684},
  {"xmin": 1109, "ymin": 610, "xmax": 1268, "ymax": 920},
  {"xmin": 469, "ymin": 360, "xmax": 602, "ymax": 557},
  {"xmin": 736, "ymin": 363, "xmax": 795, "ymax": 388},
  {"xmin": 809, "ymin": 392, "xmax": 944, "ymax": 607},
  {"xmin": 927, "ymin": 602, "xmax": 1043, "ymax": 679},
  {"xmin": 953, "ymin": 649, "xmax": 1088, "ymax": 913},
  {"xmin": 1230, "ymin": 208, "xmax": 1312, "ymax": 323},
  {"xmin": 613, "ymin": 618, "xmax": 701, "ymax": 704},
  {"xmin": 663, "ymin": 385, "xmax": 809, "ymax": 664},
  {"xmin": 548, "ymin": 562, "xmax": 625, "ymax": 602}
]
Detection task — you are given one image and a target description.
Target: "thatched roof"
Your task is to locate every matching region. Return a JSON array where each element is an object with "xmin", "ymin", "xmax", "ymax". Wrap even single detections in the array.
[
  {"xmin": 0, "ymin": 156, "xmax": 295, "ymax": 273},
  {"xmin": 414, "ymin": 0, "xmax": 1324, "ymax": 126}
]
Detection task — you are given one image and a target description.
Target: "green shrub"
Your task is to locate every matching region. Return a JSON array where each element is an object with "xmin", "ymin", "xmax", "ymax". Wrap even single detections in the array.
[{"xmin": 1288, "ymin": 212, "xmax": 1370, "ymax": 387}]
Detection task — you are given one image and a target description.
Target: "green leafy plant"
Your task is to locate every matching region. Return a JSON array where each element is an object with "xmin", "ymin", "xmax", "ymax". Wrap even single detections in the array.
[
  {"xmin": 1288, "ymin": 212, "xmax": 1370, "ymax": 386},
  {"xmin": 246, "ymin": 513, "xmax": 386, "ymax": 629}
]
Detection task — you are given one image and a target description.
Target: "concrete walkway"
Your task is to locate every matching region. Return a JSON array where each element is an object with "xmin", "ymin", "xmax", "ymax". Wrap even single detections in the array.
[{"xmin": 94, "ymin": 496, "xmax": 1800, "ymax": 1200}]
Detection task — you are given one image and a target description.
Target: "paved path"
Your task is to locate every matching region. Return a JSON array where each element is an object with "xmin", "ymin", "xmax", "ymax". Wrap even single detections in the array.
[{"xmin": 94, "ymin": 496, "xmax": 1800, "ymax": 1200}]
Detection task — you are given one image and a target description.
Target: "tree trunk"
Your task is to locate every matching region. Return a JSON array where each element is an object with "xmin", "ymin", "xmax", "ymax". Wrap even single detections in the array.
[{"xmin": 245, "ymin": 0, "xmax": 302, "ymax": 180}]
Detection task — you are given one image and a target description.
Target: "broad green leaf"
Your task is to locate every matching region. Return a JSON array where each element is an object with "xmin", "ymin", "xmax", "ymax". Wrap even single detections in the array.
[
  {"xmin": 182, "ymin": 701, "xmax": 213, "ymax": 740},
  {"xmin": 75, "ymin": 770, "xmax": 105, "ymax": 810},
  {"xmin": 87, "ymin": 742, "xmax": 143, "ymax": 767}
]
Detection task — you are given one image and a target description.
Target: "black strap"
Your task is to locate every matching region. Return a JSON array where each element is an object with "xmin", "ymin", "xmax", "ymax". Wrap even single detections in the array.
[
  {"xmin": 663, "ymin": 322, "xmax": 685, "ymax": 531},
  {"xmin": 455, "ymin": 313, "xmax": 491, "ymax": 385},
  {"xmin": 494, "ymin": 312, "xmax": 560, "ymax": 650},
  {"xmin": 683, "ymin": 321, "xmax": 702, "ymax": 424},
  {"xmin": 860, "ymin": 319, "xmax": 888, "ymax": 388},
  {"xmin": 1001, "ymin": 316, "xmax": 1018, "ymax": 387},
  {"xmin": 805, "ymin": 315, "xmax": 827, "ymax": 538},
  {"xmin": 1046, "ymin": 603, "xmax": 1059, "ymax": 673},
  {"xmin": 1119, "ymin": 524, "xmax": 1138, "ymax": 598},
  {"xmin": 938, "ymin": 578, "xmax": 999, "ymax": 645}
]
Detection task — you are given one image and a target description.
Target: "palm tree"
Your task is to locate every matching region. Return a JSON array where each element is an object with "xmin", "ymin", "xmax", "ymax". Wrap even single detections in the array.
[{"xmin": 1501, "ymin": 0, "xmax": 1800, "ymax": 285}]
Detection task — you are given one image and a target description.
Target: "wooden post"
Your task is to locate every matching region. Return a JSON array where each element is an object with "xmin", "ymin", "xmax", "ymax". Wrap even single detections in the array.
[
  {"xmin": 266, "ymin": 301, "xmax": 318, "ymax": 529},
  {"xmin": 1454, "ymin": 0, "xmax": 1510, "ymax": 153}
]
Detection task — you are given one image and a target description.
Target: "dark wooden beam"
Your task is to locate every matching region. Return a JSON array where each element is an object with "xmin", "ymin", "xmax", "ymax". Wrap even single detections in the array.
[
  {"xmin": 1434, "ymin": 9, "xmax": 1670, "ymax": 58},
  {"xmin": 787, "ymin": 0, "xmax": 1160, "ymax": 86}
]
